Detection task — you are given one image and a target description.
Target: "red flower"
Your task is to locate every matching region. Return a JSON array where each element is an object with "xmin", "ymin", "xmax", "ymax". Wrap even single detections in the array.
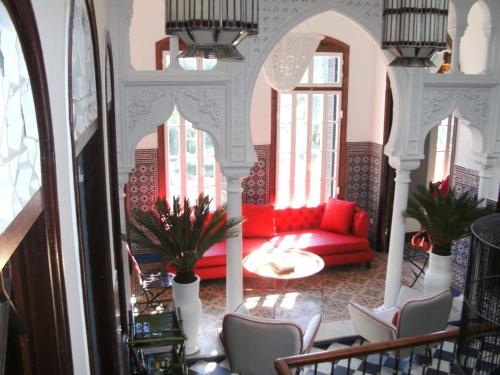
[{"xmin": 411, "ymin": 230, "xmax": 433, "ymax": 253}]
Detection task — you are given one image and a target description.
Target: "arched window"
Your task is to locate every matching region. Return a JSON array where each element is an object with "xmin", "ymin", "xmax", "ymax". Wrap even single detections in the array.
[
  {"xmin": 69, "ymin": 0, "xmax": 120, "ymax": 372},
  {"xmin": 272, "ymin": 36, "xmax": 349, "ymax": 207},
  {"xmin": 0, "ymin": 0, "xmax": 71, "ymax": 372},
  {"xmin": 154, "ymin": 37, "xmax": 224, "ymax": 208}
]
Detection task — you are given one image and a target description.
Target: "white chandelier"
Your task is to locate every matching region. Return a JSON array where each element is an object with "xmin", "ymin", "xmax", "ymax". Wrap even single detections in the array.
[{"xmin": 263, "ymin": 33, "xmax": 324, "ymax": 92}]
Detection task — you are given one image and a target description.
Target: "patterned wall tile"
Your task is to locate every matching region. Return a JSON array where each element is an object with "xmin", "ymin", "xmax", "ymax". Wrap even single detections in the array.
[
  {"xmin": 344, "ymin": 142, "xmax": 383, "ymax": 243},
  {"xmin": 450, "ymin": 164, "xmax": 479, "ymax": 294},
  {"xmin": 242, "ymin": 145, "xmax": 271, "ymax": 204},
  {"xmin": 126, "ymin": 149, "xmax": 159, "ymax": 257}
]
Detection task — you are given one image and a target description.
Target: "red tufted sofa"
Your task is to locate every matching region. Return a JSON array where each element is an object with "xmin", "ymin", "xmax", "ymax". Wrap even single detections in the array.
[{"xmin": 194, "ymin": 201, "xmax": 373, "ymax": 280}]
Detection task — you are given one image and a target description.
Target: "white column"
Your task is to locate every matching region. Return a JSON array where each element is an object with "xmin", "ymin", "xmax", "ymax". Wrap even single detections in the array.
[
  {"xmin": 476, "ymin": 155, "xmax": 497, "ymax": 205},
  {"xmin": 383, "ymin": 169, "xmax": 412, "ymax": 307},
  {"xmin": 225, "ymin": 175, "xmax": 244, "ymax": 312},
  {"xmin": 448, "ymin": 25, "xmax": 466, "ymax": 74}
]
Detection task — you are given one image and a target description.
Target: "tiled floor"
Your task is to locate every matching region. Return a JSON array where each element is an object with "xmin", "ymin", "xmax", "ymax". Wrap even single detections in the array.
[
  {"xmin": 186, "ymin": 326, "xmax": 465, "ymax": 374},
  {"xmin": 133, "ymin": 249, "xmax": 464, "ymax": 373}
]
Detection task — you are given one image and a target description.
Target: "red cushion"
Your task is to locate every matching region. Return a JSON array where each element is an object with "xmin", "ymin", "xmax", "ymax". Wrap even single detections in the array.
[
  {"xmin": 269, "ymin": 229, "xmax": 370, "ymax": 255},
  {"xmin": 195, "ymin": 238, "xmax": 271, "ymax": 268},
  {"xmin": 351, "ymin": 208, "xmax": 369, "ymax": 238},
  {"xmin": 320, "ymin": 199, "xmax": 356, "ymax": 234},
  {"xmin": 274, "ymin": 204, "xmax": 325, "ymax": 232},
  {"xmin": 242, "ymin": 204, "xmax": 277, "ymax": 238},
  {"xmin": 392, "ymin": 310, "xmax": 400, "ymax": 326}
]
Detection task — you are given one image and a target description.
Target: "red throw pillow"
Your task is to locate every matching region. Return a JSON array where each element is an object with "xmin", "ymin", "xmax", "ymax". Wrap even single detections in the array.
[
  {"xmin": 242, "ymin": 203, "xmax": 277, "ymax": 238},
  {"xmin": 320, "ymin": 199, "xmax": 356, "ymax": 234}
]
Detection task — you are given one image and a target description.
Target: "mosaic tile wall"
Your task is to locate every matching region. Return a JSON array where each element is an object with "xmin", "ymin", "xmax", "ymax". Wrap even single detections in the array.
[
  {"xmin": 344, "ymin": 142, "xmax": 384, "ymax": 243},
  {"xmin": 126, "ymin": 149, "xmax": 159, "ymax": 257},
  {"xmin": 242, "ymin": 145, "xmax": 271, "ymax": 204},
  {"xmin": 450, "ymin": 165, "xmax": 479, "ymax": 294}
]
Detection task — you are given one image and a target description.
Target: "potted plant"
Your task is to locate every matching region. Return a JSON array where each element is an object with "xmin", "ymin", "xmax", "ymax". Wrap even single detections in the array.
[
  {"xmin": 405, "ymin": 184, "xmax": 492, "ymax": 292},
  {"xmin": 128, "ymin": 194, "xmax": 242, "ymax": 354}
]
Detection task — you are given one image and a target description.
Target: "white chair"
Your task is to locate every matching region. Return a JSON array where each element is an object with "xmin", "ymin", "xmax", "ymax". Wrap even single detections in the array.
[
  {"xmin": 348, "ymin": 287, "xmax": 452, "ymax": 358},
  {"xmin": 220, "ymin": 305, "xmax": 322, "ymax": 375}
]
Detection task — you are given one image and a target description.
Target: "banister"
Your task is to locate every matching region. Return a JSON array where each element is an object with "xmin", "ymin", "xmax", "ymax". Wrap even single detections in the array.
[{"xmin": 275, "ymin": 328, "xmax": 460, "ymax": 374}]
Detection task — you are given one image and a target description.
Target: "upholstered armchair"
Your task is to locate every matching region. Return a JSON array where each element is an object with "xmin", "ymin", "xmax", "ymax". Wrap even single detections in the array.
[
  {"xmin": 220, "ymin": 305, "xmax": 322, "ymax": 375},
  {"xmin": 348, "ymin": 287, "xmax": 452, "ymax": 357}
]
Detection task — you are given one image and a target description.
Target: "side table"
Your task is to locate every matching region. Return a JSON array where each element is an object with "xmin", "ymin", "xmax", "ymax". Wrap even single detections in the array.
[{"xmin": 129, "ymin": 309, "xmax": 187, "ymax": 374}]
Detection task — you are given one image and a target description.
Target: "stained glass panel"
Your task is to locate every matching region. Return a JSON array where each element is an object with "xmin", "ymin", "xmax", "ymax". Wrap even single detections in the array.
[
  {"xmin": 0, "ymin": 3, "xmax": 41, "ymax": 234},
  {"xmin": 71, "ymin": 0, "xmax": 98, "ymax": 140}
]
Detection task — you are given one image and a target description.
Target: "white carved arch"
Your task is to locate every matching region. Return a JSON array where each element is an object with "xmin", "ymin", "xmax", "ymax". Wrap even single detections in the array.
[
  {"xmin": 244, "ymin": 2, "xmax": 388, "ymax": 97},
  {"xmin": 420, "ymin": 87, "xmax": 491, "ymax": 155},
  {"xmin": 125, "ymin": 85, "xmax": 225, "ymax": 173}
]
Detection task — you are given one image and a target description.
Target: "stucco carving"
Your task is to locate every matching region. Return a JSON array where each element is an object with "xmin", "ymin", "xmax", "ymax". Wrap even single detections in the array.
[
  {"xmin": 128, "ymin": 88, "xmax": 169, "ymax": 129},
  {"xmin": 183, "ymin": 89, "xmax": 222, "ymax": 125},
  {"xmin": 459, "ymin": 90, "xmax": 489, "ymax": 128},
  {"xmin": 422, "ymin": 89, "xmax": 455, "ymax": 127}
]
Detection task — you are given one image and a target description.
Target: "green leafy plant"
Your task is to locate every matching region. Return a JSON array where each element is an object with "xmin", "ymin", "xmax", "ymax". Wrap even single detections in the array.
[
  {"xmin": 128, "ymin": 194, "xmax": 242, "ymax": 284},
  {"xmin": 405, "ymin": 185, "xmax": 492, "ymax": 256}
]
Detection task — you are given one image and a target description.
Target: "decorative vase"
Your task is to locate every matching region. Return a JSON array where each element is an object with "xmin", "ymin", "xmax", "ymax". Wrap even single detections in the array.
[
  {"xmin": 424, "ymin": 252, "xmax": 452, "ymax": 293},
  {"xmin": 172, "ymin": 275, "xmax": 202, "ymax": 355}
]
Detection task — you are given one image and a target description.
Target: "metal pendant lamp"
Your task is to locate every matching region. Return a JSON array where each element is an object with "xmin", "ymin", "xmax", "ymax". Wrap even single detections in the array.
[
  {"xmin": 165, "ymin": 0, "xmax": 259, "ymax": 61},
  {"xmin": 382, "ymin": 0, "xmax": 449, "ymax": 67}
]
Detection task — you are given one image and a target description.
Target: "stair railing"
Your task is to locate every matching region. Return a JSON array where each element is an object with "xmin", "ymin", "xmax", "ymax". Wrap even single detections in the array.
[{"xmin": 275, "ymin": 328, "xmax": 460, "ymax": 375}]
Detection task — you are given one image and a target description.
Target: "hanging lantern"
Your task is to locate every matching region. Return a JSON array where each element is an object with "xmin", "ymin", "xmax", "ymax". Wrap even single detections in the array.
[
  {"xmin": 165, "ymin": 0, "xmax": 259, "ymax": 61},
  {"xmin": 382, "ymin": 0, "xmax": 449, "ymax": 67}
]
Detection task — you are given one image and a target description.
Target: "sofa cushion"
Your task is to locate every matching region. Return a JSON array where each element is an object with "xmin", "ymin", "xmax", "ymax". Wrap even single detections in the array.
[
  {"xmin": 274, "ymin": 205, "xmax": 325, "ymax": 232},
  {"xmin": 242, "ymin": 204, "xmax": 277, "ymax": 238},
  {"xmin": 351, "ymin": 208, "xmax": 369, "ymax": 238},
  {"xmin": 196, "ymin": 238, "xmax": 272, "ymax": 268},
  {"xmin": 320, "ymin": 199, "xmax": 356, "ymax": 234},
  {"xmin": 268, "ymin": 229, "xmax": 370, "ymax": 256}
]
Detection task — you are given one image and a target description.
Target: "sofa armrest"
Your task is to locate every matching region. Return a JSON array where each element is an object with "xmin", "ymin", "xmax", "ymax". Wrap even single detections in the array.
[{"xmin": 352, "ymin": 208, "xmax": 369, "ymax": 238}]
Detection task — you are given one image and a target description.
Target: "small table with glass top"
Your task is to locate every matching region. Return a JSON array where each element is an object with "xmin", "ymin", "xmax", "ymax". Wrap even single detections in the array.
[
  {"xmin": 242, "ymin": 247, "xmax": 325, "ymax": 315},
  {"xmin": 242, "ymin": 247, "xmax": 325, "ymax": 280}
]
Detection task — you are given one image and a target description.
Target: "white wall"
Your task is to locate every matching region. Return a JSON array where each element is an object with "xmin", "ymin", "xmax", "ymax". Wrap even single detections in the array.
[
  {"xmin": 454, "ymin": 122, "xmax": 481, "ymax": 170},
  {"xmin": 137, "ymin": 132, "xmax": 158, "ymax": 149},
  {"xmin": 250, "ymin": 71, "xmax": 272, "ymax": 145},
  {"xmin": 461, "ymin": 2, "xmax": 490, "ymax": 74},
  {"xmin": 249, "ymin": 11, "xmax": 387, "ymax": 146},
  {"xmin": 31, "ymin": 0, "xmax": 112, "ymax": 373},
  {"xmin": 129, "ymin": 0, "xmax": 165, "ymax": 70}
]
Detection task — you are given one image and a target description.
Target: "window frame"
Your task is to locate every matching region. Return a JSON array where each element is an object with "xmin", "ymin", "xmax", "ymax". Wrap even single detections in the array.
[
  {"xmin": 0, "ymin": 0, "xmax": 72, "ymax": 372},
  {"xmin": 155, "ymin": 37, "xmax": 223, "ymax": 208},
  {"xmin": 271, "ymin": 36, "xmax": 350, "ymax": 205}
]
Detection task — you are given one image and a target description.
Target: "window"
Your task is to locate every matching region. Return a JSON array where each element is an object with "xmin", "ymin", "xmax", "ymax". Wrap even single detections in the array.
[
  {"xmin": 155, "ymin": 37, "xmax": 224, "ymax": 209},
  {"xmin": 0, "ymin": 1, "xmax": 41, "ymax": 234},
  {"xmin": 430, "ymin": 116, "xmax": 456, "ymax": 183},
  {"xmin": 156, "ymin": 37, "xmax": 217, "ymax": 71},
  {"xmin": 274, "ymin": 38, "xmax": 347, "ymax": 208},
  {"xmin": 163, "ymin": 107, "xmax": 223, "ymax": 209}
]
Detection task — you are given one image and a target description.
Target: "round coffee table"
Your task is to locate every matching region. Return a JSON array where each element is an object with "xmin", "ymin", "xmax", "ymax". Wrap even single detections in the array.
[{"xmin": 242, "ymin": 248, "xmax": 324, "ymax": 280}]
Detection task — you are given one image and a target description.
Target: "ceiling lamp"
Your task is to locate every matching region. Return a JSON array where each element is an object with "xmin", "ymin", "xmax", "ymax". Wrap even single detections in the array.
[
  {"xmin": 382, "ymin": 0, "xmax": 449, "ymax": 67},
  {"xmin": 263, "ymin": 33, "xmax": 324, "ymax": 92},
  {"xmin": 165, "ymin": 0, "xmax": 258, "ymax": 60}
]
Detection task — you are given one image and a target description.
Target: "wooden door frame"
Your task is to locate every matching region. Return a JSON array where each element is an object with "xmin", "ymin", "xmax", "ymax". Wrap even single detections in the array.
[
  {"xmin": 67, "ymin": 0, "xmax": 121, "ymax": 372},
  {"xmin": 0, "ymin": 0, "xmax": 73, "ymax": 372}
]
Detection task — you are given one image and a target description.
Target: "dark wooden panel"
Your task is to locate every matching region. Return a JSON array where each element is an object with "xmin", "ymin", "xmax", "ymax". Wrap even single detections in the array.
[{"xmin": 0, "ymin": 191, "xmax": 43, "ymax": 270}]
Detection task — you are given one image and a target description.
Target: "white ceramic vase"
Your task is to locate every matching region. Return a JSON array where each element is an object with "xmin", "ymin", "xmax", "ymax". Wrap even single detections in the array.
[
  {"xmin": 424, "ymin": 252, "xmax": 452, "ymax": 293},
  {"xmin": 172, "ymin": 275, "xmax": 202, "ymax": 355}
]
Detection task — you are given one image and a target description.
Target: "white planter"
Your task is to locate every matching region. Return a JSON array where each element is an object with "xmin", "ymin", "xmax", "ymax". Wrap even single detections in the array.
[
  {"xmin": 172, "ymin": 275, "xmax": 202, "ymax": 355},
  {"xmin": 424, "ymin": 252, "xmax": 452, "ymax": 293}
]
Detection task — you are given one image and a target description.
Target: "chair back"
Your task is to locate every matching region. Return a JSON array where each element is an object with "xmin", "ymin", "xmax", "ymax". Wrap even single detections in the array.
[
  {"xmin": 397, "ymin": 289, "xmax": 452, "ymax": 339},
  {"xmin": 222, "ymin": 313, "xmax": 303, "ymax": 375}
]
